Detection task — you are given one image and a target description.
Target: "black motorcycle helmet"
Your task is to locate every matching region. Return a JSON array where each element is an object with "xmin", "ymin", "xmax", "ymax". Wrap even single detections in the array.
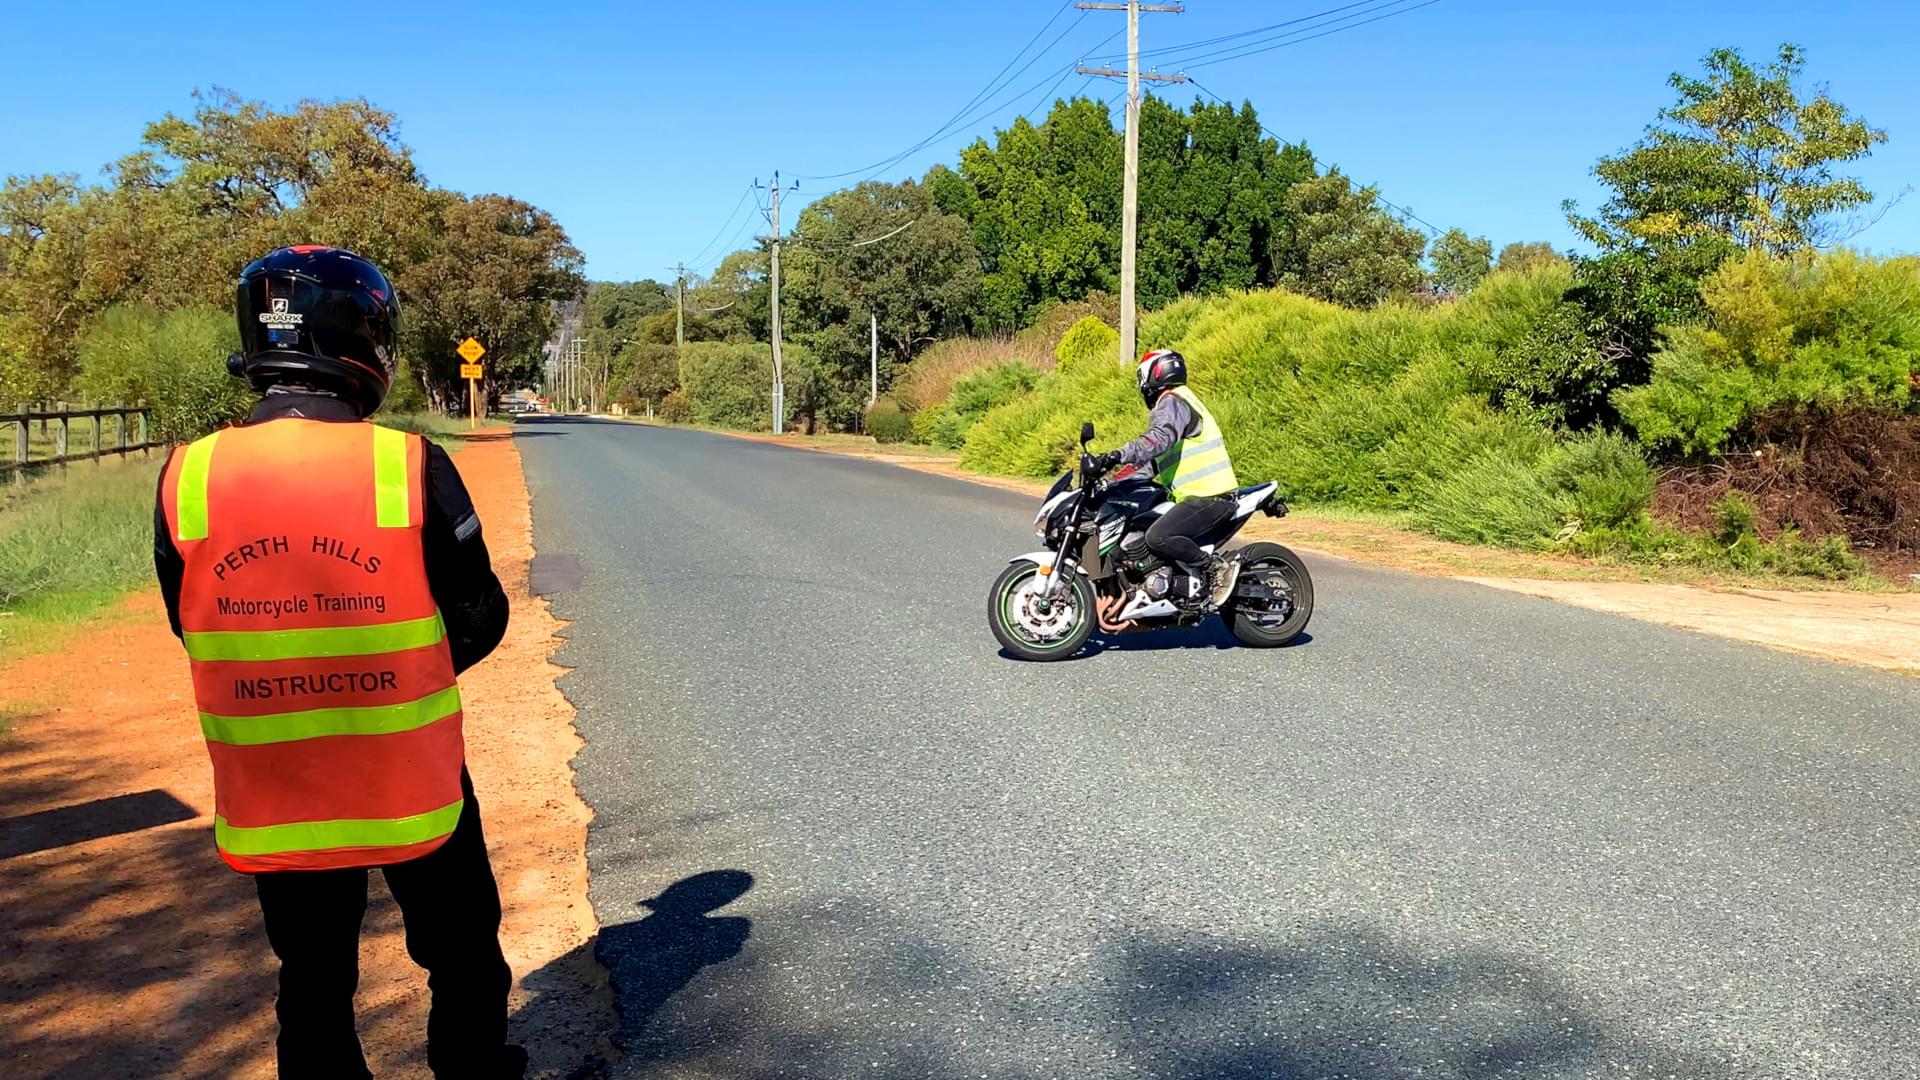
[
  {"xmin": 1136, "ymin": 348, "xmax": 1187, "ymax": 407},
  {"xmin": 231, "ymin": 246, "xmax": 400, "ymax": 417}
]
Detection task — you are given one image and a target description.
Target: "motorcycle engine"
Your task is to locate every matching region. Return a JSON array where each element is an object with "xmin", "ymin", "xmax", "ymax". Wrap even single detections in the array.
[{"xmin": 1143, "ymin": 568, "xmax": 1205, "ymax": 605}]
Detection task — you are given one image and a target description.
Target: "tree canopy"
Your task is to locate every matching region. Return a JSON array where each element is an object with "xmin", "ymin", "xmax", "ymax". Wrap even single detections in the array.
[{"xmin": 0, "ymin": 89, "xmax": 581, "ymax": 408}]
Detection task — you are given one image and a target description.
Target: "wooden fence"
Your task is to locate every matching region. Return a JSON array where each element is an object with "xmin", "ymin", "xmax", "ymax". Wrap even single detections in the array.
[{"xmin": 2, "ymin": 403, "xmax": 155, "ymax": 477}]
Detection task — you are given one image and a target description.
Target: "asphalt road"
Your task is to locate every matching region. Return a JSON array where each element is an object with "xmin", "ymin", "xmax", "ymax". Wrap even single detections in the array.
[{"xmin": 515, "ymin": 417, "xmax": 1920, "ymax": 1080}]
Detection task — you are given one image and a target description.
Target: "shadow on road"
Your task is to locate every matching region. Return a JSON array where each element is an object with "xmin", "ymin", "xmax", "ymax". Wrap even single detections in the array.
[
  {"xmin": 998, "ymin": 625, "xmax": 1315, "ymax": 663},
  {"xmin": 515, "ymin": 870, "xmax": 754, "ymax": 1078},
  {"xmin": 519, "ymin": 874, "xmax": 1742, "ymax": 1079}
]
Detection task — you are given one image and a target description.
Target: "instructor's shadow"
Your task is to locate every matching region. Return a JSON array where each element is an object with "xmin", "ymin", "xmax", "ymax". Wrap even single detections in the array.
[{"xmin": 599, "ymin": 870, "xmax": 754, "ymax": 1043}]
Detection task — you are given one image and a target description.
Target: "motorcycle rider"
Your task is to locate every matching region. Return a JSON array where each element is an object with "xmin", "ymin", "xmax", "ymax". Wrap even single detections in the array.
[{"xmin": 1091, "ymin": 349, "xmax": 1242, "ymax": 606}]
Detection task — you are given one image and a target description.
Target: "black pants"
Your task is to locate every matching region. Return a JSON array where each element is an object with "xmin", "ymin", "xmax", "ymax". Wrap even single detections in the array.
[
  {"xmin": 1145, "ymin": 494, "xmax": 1237, "ymax": 566},
  {"xmin": 253, "ymin": 772, "xmax": 519, "ymax": 1080}
]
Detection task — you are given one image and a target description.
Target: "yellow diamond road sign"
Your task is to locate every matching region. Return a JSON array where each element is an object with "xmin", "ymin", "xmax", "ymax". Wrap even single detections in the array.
[{"xmin": 457, "ymin": 337, "xmax": 486, "ymax": 363}]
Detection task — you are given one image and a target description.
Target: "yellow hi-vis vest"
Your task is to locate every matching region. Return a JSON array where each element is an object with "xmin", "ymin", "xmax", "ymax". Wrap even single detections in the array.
[{"xmin": 1153, "ymin": 386, "xmax": 1238, "ymax": 501}]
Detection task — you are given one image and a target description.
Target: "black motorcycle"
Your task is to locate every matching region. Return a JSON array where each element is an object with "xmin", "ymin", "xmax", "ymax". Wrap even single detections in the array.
[{"xmin": 989, "ymin": 422, "xmax": 1314, "ymax": 661}]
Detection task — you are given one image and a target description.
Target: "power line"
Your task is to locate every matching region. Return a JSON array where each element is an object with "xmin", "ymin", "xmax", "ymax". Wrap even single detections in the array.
[
  {"xmin": 1087, "ymin": 0, "xmax": 1412, "ymax": 64},
  {"xmin": 1186, "ymin": 75, "xmax": 1442, "ymax": 236},
  {"xmin": 796, "ymin": 1, "xmax": 1083, "ymax": 181},
  {"xmin": 1182, "ymin": 0, "xmax": 1443, "ymax": 70},
  {"xmin": 704, "ymin": 207, "xmax": 764, "ymax": 277},
  {"xmin": 797, "ymin": 8, "xmax": 1105, "ymax": 185},
  {"xmin": 680, "ymin": 182, "xmax": 757, "ymax": 269},
  {"xmin": 797, "ymin": 217, "xmax": 921, "ymax": 251}
]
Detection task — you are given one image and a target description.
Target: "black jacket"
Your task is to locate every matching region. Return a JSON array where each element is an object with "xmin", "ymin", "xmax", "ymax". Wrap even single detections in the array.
[{"xmin": 153, "ymin": 395, "xmax": 510, "ymax": 674}]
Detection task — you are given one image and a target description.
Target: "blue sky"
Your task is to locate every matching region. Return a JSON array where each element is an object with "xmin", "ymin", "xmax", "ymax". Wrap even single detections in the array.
[{"xmin": 4, "ymin": 1, "xmax": 1915, "ymax": 283}]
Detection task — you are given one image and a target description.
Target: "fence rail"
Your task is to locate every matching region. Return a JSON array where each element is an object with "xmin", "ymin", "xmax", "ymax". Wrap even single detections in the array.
[{"xmin": 2, "ymin": 402, "xmax": 155, "ymax": 476}]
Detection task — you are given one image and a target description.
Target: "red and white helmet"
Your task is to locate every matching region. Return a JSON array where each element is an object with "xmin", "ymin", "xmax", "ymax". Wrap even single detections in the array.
[{"xmin": 1136, "ymin": 349, "xmax": 1187, "ymax": 406}]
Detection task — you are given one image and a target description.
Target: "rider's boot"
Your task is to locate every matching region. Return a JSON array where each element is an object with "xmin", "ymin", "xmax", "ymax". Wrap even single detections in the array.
[{"xmin": 1205, "ymin": 555, "xmax": 1241, "ymax": 608}]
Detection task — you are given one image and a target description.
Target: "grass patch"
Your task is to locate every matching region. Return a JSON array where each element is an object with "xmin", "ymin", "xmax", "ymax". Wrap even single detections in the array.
[
  {"xmin": 378, "ymin": 411, "xmax": 505, "ymax": 449},
  {"xmin": 0, "ymin": 458, "xmax": 159, "ymax": 660}
]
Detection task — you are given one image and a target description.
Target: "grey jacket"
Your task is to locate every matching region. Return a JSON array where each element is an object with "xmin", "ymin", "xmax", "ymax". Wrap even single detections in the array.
[{"xmin": 1114, "ymin": 391, "xmax": 1198, "ymax": 470}]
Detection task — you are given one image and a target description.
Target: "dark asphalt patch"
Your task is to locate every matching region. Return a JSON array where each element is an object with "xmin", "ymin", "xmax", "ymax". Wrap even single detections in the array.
[{"xmin": 530, "ymin": 553, "xmax": 584, "ymax": 596}]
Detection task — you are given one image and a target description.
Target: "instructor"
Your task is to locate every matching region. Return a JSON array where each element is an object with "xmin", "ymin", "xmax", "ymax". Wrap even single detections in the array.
[{"xmin": 153, "ymin": 245, "xmax": 526, "ymax": 1079}]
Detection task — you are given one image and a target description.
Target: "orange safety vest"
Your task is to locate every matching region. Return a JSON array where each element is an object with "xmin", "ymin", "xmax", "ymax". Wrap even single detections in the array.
[{"xmin": 160, "ymin": 419, "xmax": 465, "ymax": 873}]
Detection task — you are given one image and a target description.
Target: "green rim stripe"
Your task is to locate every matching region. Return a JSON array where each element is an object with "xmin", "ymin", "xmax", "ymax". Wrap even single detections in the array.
[
  {"xmin": 373, "ymin": 426, "xmax": 411, "ymax": 528},
  {"xmin": 175, "ymin": 433, "xmax": 222, "ymax": 542},
  {"xmin": 201, "ymin": 685, "xmax": 461, "ymax": 746},
  {"xmin": 215, "ymin": 798, "xmax": 464, "ymax": 857},
  {"xmin": 185, "ymin": 613, "xmax": 446, "ymax": 662}
]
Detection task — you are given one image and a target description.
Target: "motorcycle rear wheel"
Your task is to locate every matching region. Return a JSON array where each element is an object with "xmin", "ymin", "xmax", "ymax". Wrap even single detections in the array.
[
  {"xmin": 1222, "ymin": 542, "xmax": 1313, "ymax": 647},
  {"xmin": 990, "ymin": 560, "xmax": 1095, "ymax": 661}
]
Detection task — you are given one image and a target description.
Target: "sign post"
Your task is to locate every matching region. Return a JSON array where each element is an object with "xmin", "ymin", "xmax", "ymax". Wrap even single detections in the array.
[{"xmin": 457, "ymin": 338, "xmax": 487, "ymax": 428}]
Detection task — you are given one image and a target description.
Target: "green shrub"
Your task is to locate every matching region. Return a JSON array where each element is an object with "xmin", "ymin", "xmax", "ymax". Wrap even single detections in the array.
[
  {"xmin": 384, "ymin": 355, "xmax": 430, "ymax": 414},
  {"xmin": 1544, "ymin": 431, "xmax": 1655, "ymax": 532},
  {"xmin": 1054, "ymin": 315, "xmax": 1119, "ymax": 374},
  {"xmin": 681, "ymin": 342, "xmax": 772, "ymax": 428},
  {"xmin": 1479, "ymin": 301, "xmax": 1622, "ymax": 428},
  {"xmin": 943, "ymin": 262, "xmax": 1883, "ymax": 581},
  {"xmin": 1139, "ymin": 295, "xmax": 1210, "ymax": 351},
  {"xmin": 74, "ymin": 305, "xmax": 252, "ymax": 443},
  {"xmin": 865, "ymin": 398, "xmax": 912, "ymax": 443},
  {"xmin": 912, "ymin": 361, "xmax": 1039, "ymax": 448},
  {"xmin": 1412, "ymin": 440, "xmax": 1566, "ymax": 548},
  {"xmin": 656, "ymin": 389, "xmax": 693, "ymax": 424},
  {"xmin": 1616, "ymin": 250, "xmax": 1920, "ymax": 456},
  {"xmin": 895, "ymin": 337, "xmax": 1042, "ymax": 415}
]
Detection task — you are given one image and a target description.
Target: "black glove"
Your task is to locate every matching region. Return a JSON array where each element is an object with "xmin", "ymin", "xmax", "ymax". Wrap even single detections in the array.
[{"xmin": 1092, "ymin": 450, "xmax": 1124, "ymax": 473}]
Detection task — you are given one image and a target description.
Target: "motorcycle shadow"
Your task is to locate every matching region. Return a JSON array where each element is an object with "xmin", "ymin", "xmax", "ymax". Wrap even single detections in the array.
[{"xmin": 999, "ymin": 624, "xmax": 1314, "ymax": 662}]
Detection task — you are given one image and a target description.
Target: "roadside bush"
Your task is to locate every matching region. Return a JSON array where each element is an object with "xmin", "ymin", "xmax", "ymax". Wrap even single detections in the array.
[
  {"xmin": 73, "ymin": 305, "xmax": 251, "ymax": 443},
  {"xmin": 864, "ymin": 398, "xmax": 912, "ymax": 443},
  {"xmin": 1545, "ymin": 431, "xmax": 1655, "ymax": 532},
  {"xmin": 656, "ymin": 389, "xmax": 693, "ymax": 424},
  {"xmin": 384, "ymin": 356, "xmax": 430, "ymax": 414},
  {"xmin": 1414, "ymin": 440, "xmax": 1566, "ymax": 548},
  {"xmin": 911, "ymin": 361, "xmax": 1039, "ymax": 448},
  {"xmin": 1054, "ymin": 316, "xmax": 1119, "ymax": 374},
  {"xmin": 681, "ymin": 342, "xmax": 771, "ymax": 428},
  {"xmin": 1479, "ymin": 301, "xmax": 1623, "ymax": 428},
  {"xmin": 1139, "ymin": 294, "xmax": 1210, "ymax": 351},
  {"xmin": 892, "ymin": 337, "xmax": 1029, "ymax": 417},
  {"xmin": 1616, "ymin": 250, "xmax": 1920, "ymax": 457}
]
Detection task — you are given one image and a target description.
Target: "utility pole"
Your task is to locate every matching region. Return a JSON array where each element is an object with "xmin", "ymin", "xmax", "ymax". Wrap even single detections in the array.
[
  {"xmin": 757, "ymin": 171, "xmax": 799, "ymax": 434},
  {"xmin": 869, "ymin": 313, "xmax": 879, "ymax": 406},
  {"xmin": 674, "ymin": 262, "xmax": 686, "ymax": 350},
  {"xmin": 1077, "ymin": 1, "xmax": 1184, "ymax": 368}
]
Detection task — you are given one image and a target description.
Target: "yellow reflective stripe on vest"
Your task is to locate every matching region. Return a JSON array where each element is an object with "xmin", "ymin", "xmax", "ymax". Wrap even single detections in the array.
[
  {"xmin": 372, "ymin": 426, "xmax": 411, "ymax": 528},
  {"xmin": 200, "ymin": 685, "xmax": 461, "ymax": 746},
  {"xmin": 175, "ymin": 432, "xmax": 222, "ymax": 542},
  {"xmin": 184, "ymin": 613, "xmax": 447, "ymax": 662},
  {"xmin": 215, "ymin": 798, "xmax": 464, "ymax": 857}
]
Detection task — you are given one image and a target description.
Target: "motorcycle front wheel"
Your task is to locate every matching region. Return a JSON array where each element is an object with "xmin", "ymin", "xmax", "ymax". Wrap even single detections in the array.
[
  {"xmin": 989, "ymin": 560, "xmax": 1095, "ymax": 661},
  {"xmin": 1222, "ymin": 541, "xmax": 1314, "ymax": 647}
]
